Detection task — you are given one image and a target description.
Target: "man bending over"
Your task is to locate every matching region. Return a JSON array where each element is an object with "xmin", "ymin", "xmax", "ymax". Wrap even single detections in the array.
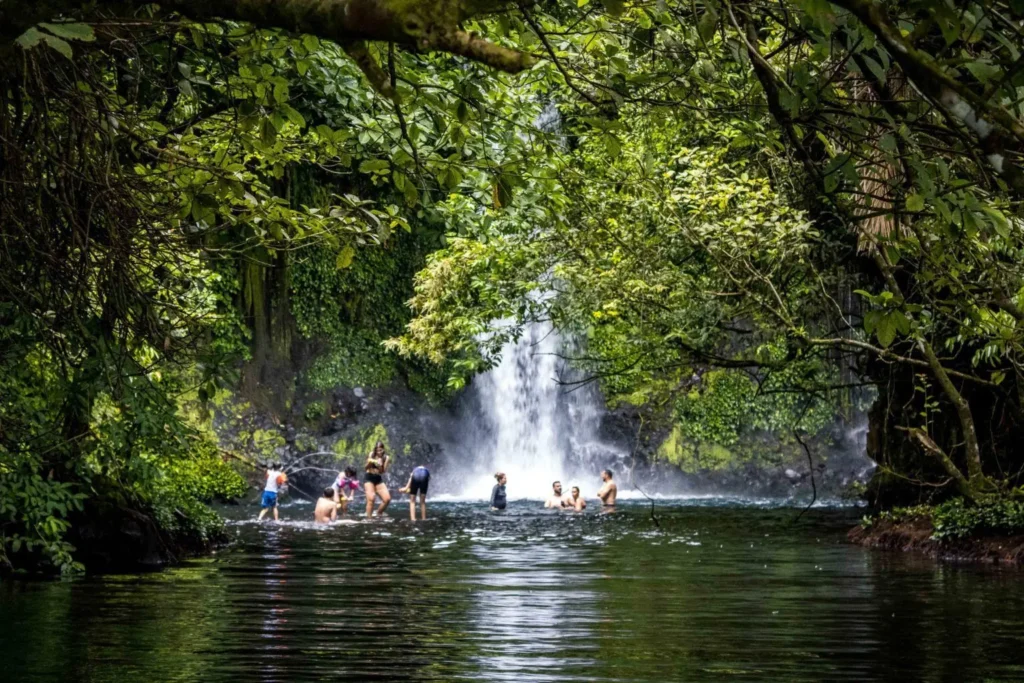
[{"xmin": 399, "ymin": 465, "xmax": 431, "ymax": 521}]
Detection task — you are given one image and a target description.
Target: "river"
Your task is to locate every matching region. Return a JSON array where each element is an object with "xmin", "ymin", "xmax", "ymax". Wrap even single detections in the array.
[{"xmin": 3, "ymin": 500, "xmax": 1024, "ymax": 682}]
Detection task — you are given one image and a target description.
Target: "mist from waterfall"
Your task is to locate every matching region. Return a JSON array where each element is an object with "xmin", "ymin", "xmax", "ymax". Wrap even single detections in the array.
[{"xmin": 447, "ymin": 322, "xmax": 625, "ymax": 500}]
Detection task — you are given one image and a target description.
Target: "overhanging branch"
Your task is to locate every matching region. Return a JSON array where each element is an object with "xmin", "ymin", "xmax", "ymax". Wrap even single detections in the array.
[{"xmin": 2, "ymin": 0, "xmax": 535, "ymax": 74}]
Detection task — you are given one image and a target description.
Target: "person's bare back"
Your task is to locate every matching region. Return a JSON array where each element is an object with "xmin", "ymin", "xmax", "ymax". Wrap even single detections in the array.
[
  {"xmin": 314, "ymin": 489, "xmax": 337, "ymax": 524},
  {"xmin": 597, "ymin": 470, "xmax": 617, "ymax": 506}
]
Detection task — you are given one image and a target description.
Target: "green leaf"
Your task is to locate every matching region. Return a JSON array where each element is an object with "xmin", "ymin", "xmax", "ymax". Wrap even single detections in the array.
[
  {"xmin": 863, "ymin": 309, "xmax": 881, "ymax": 335},
  {"xmin": 891, "ymin": 310, "xmax": 910, "ymax": 336},
  {"xmin": 279, "ymin": 103, "xmax": 306, "ymax": 128},
  {"xmin": 495, "ymin": 173, "xmax": 514, "ymax": 208},
  {"xmin": 16, "ymin": 28, "xmax": 44, "ymax": 49},
  {"xmin": 336, "ymin": 246, "xmax": 356, "ymax": 270},
  {"xmin": 860, "ymin": 55, "xmax": 887, "ymax": 83},
  {"xmin": 259, "ymin": 118, "xmax": 277, "ymax": 146},
  {"xmin": 875, "ymin": 313, "xmax": 897, "ymax": 347},
  {"xmin": 599, "ymin": 0, "xmax": 626, "ymax": 17},
  {"xmin": 359, "ymin": 159, "xmax": 390, "ymax": 174},
  {"xmin": 40, "ymin": 22, "xmax": 95, "ymax": 42},
  {"xmin": 905, "ymin": 193, "xmax": 925, "ymax": 212},
  {"xmin": 822, "ymin": 152, "xmax": 849, "ymax": 193},
  {"xmin": 42, "ymin": 35, "xmax": 74, "ymax": 60},
  {"xmin": 983, "ymin": 206, "xmax": 1010, "ymax": 238},
  {"xmin": 697, "ymin": 7, "xmax": 719, "ymax": 43},
  {"xmin": 604, "ymin": 133, "xmax": 622, "ymax": 158},
  {"xmin": 964, "ymin": 60, "xmax": 1001, "ymax": 84}
]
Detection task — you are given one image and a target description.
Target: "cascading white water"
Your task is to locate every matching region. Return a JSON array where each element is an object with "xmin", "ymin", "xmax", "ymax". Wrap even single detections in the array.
[{"xmin": 452, "ymin": 322, "xmax": 624, "ymax": 500}]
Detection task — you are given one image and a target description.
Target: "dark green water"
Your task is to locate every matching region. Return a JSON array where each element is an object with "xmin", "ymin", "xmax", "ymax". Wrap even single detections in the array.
[{"xmin": 3, "ymin": 500, "xmax": 1024, "ymax": 682}]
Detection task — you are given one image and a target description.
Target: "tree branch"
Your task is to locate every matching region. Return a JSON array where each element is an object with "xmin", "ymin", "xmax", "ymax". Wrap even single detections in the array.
[{"xmin": 2, "ymin": 0, "xmax": 535, "ymax": 74}]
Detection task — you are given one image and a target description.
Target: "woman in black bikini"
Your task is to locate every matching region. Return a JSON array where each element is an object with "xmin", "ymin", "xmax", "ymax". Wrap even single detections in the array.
[{"xmin": 364, "ymin": 440, "xmax": 391, "ymax": 517}]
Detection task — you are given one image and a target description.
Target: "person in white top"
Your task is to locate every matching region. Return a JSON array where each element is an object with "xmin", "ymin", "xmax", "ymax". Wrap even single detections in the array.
[{"xmin": 258, "ymin": 464, "xmax": 287, "ymax": 521}]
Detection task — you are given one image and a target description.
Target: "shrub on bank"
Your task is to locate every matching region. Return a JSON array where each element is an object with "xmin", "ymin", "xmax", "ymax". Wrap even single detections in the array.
[{"xmin": 863, "ymin": 497, "xmax": 1024, "ymax": 541}]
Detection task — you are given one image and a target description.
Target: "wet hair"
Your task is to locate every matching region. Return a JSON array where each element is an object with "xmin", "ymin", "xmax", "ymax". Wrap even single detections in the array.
[
  {"xmin": 602, "ymin": 469, "xmax": 613, "ymax": 478},
  {"xmin": 273, "ymin": 463, "xmax": 282, "ymax": 470},
  {"xmin": 571, "ymin": 486, "xmax": 580, "ymax": 494},
  {"xmin": 344, "ymin": 466, "xmax": 357, "ymax": 478},
  {"xmin": 495, "ymin": 472, "xmax": 505, "ymax": 481},
  {"xmin": 323, "ymin": 487, "xmax": 336, "ymax": 498},
  {"xmin": 552, "ymin": 480, "xmax": 561, "ymax": 488},
  {"xmin": 373, "ymin": 440, "xmax": 386, "ymax": 454}
]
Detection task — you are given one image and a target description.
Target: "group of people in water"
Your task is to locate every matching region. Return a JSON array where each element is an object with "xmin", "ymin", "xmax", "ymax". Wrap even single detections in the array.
[{"xmin": 259, "ymin": 439, "xmax": 619, "ymax": 523}]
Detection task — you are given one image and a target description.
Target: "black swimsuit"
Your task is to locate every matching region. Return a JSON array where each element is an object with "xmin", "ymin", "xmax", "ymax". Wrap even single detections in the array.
[
  {"xmin": 490, "ymin": 484, "xmax": 507, "ymax": 510},
  {"xmin": 365, "ymin": 456, "xmax": 388, "ymax": 486}
]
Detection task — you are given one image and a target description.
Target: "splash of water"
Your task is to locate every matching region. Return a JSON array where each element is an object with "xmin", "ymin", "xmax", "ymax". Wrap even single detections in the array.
[{"xmin": 451, "ymin": 323, "xmax": 623, "ymax": 500}]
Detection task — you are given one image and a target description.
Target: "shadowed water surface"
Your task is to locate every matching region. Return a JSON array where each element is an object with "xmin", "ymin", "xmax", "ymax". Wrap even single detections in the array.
[{"xmin": 3, "ymin": 500, "xmax": 1024, "ymax": 682}]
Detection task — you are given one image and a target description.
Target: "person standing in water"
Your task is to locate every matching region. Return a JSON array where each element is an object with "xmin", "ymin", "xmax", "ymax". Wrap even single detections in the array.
[
  {"xmin": 333, "ymin": 466, "xmax": 360, "ymax": 514},
  {"xmin": 314, "ymin": 487, "xmax": 338, "ymax": 524},
  {"xmin": 596, "ymin": 469, "xmax": 617, "ymax": 507},
  {"xmin": 363, "ymin": 441, "xmax": 391, "ymax": 517},
  {"xmin": 258, "ymin": 463, "xmax": 287, "ymax": 521},
  {"xmin": 570, "ymin": 486, "xmax": 587, "ymax": 511},
  {"xmin": 490, "ymin": 472, "xmax": 507, "ymax": 511},
  {"xmin": 399, "ymin": 465, "xmax": 430, "ymax": 521},
  {"xmin": 545, "ymin": 481, "xmax": 571, "ymax": 509}
]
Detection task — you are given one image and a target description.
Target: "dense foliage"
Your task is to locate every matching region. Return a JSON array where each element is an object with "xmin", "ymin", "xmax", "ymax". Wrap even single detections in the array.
[
  {"xmin": 865, "ymin": 497, "xmax": 1024, "ymax": 541},
  {"xmin": 5, "ymin": 0, "xmax": 1024, "ymax": 572}
]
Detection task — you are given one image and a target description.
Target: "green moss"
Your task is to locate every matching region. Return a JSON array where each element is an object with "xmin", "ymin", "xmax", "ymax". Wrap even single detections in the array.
[
  {"xmin": 251, "ymin": 429, "xmax": 286, "ymax": 459},
  {"xmin": 330, "ymin": 423, "xmax": 392, "ymax": 465},
  {"xmin": 303, "ymin": 399, "xmax": 327, "ymax": 422},
  {"xmin": 332, "ymin": 438, "xmax": 350, "ymax": 462}
]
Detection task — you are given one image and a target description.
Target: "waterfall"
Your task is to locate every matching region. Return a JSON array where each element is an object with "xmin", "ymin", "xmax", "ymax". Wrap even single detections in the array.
[{"xmin": 449, "ymin": 322, "xmax": 624, "ymax": 500}]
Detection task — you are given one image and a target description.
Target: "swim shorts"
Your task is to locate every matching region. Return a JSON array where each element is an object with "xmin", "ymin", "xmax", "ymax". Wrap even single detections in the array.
[
  {"xmin": 260, "ymin": 491, "xmax": 278, "ymax": 508},
  {"xmin": 364, "ymin": 473, "xmax": 383, "ymax": 487},
  {"xmin": 409, "ymin": 472, "xmax": 430, "ymax": 495}
]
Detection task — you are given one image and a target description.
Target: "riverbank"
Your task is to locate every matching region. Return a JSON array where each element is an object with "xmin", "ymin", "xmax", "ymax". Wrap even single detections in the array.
[{"xmin": 849, "ymin": 514, "xmax": 1024, "ymax": 565}]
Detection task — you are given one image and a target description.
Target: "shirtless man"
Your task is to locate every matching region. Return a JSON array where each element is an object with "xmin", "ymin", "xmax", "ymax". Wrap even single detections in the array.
[
  {"xmin": 314, "ymin": 487, "xmax": 338, "ymax": 524},
  {"xmin": 544, "ymin": 481, "xmax": 571, "ymax": 509},
  {"xmin": 596, "ymin": 469, "xmax": 617, "ymax": 507},
  {"xmin": 570, "ymin": 486, "xmax": 587, "ymax": 511}
]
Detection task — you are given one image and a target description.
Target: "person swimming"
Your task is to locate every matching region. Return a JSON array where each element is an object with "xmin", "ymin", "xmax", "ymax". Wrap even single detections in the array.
[
  {"xmin": 544, "ymin": 481, "xmax": 571, "ymax": 509},
  {"xmin": 597, "ymin": 469, "xmax": 617, "ymax": 506},
  {"xmin": 399, "ymin": 465, "xmax": 430, "ymax": 521},
  {"xmin": 332, "ymin": 466, "xmax": 360, "ymax": 514},
  {"xmin": 363, "ymin": 440, "xmax": 391, "ymax": 517},
  {"xmin": 490, "ymin": 472, "xmax": 507, "ymax": 511},
  {"xmin": 570, "ymin": 486, "xmax": 586, "ymax": 511},
  {"xmin": 314, "ymin": 487, "xmax": 337, "ymax": 524}
]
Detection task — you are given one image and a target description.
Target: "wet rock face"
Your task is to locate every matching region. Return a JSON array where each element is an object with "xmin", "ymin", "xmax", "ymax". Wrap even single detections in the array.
[
  {"xmin": 218, "ymin": 379, "xmax": 874, "ymax": 503},
  {"xmin": 217, "ymin": 381, "xmax": 456, "ymax": 497}
]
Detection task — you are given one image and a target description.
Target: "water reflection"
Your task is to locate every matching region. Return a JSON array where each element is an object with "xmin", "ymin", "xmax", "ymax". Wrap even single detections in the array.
[
  {"xmin": 467, "ymin": 540, "xmax": 599, "ymax": 681},
  {"xmin": 3, "ymin": 502, "xmax": 1024, "ymax": 682}
]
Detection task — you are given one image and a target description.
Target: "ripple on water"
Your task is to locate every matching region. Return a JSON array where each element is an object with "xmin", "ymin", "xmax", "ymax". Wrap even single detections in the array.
[{"xmin": 3, "ymin": 500, "xmax": 1024, "ymax": 682}]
